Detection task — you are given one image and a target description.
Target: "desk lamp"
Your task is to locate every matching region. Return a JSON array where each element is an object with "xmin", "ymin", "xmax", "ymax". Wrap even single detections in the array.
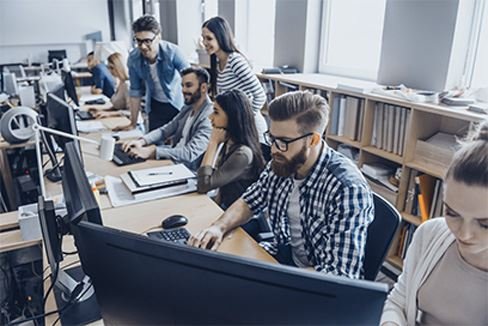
[{"xmin": 0, "ymin": 106, "xmax": 115, "ymax": 198}]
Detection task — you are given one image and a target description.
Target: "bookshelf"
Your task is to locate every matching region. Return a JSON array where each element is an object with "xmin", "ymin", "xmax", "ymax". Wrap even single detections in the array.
[{"xmin": 257, "ymin": 73, "xmax": 486, "ymax": 270}]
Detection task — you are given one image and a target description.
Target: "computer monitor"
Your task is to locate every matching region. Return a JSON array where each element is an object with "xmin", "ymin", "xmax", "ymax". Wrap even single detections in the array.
[
  {"xmin": 73, "ymin": 221, "xmax": 388, "ymax": 325},
  {"xmin": 62, "ymin": 142, "xmax": 102, "ymax": 225},
  {"xmin": 45, "ymin": 85, "xmax": 79, "ymax": 152},
  {"xmin": 62, "ymin": 71, "xmax": 79, "ymax": 106},
  {"xmin": 34, "ymin": 142, "xmax": 102, "ymax": 325}
]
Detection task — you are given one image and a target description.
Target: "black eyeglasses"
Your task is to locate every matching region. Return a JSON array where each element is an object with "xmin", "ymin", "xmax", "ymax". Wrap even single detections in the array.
[
  {"xmin": 134, "ymin": 35, "xmax": 157, "ymax": 47},
  {"xmin": 263, "ymin": 131, "xmax": 313, "ymax": 152}
]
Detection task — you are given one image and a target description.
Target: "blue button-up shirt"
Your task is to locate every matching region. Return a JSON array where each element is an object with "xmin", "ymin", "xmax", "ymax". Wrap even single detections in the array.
[
  {"xmin": 242, "ymin": 143, "xmax": 374, "ymax": 279},
  {"xmin": 127, "ymin": 40, "xmax": 189, "ymax": 113}
]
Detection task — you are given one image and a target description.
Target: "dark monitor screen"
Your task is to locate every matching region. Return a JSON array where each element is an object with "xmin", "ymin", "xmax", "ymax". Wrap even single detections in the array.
[
  {"xmin": 62, "ymin": 71, "xmax": 79, "ymax": 106},
  {"xmin": 45, "ymin": 85, "xmax": 79, "ymax": 152},
  {"xmin": 62, "ymin": 142, "xmax": 101, "ymax": 225},
  {"xmin": 74, "ymin": 221, "xmax": 388, "ymax": 325},
  {"xmin": 37, "ymin": 196, "xmax": 63, "ymax": 267}
]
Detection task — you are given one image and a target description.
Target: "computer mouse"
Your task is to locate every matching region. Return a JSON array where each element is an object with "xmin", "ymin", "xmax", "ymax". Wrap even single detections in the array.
[{"xmin": 161, "ymin": 214, "xmax": 188, "ymax": 230}]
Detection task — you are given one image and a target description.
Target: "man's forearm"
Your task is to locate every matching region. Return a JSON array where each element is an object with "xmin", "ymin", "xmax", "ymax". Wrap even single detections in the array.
[
  {"xmin": 213, "ymin": 199, "xmax": 253, "ymax": 235},
  {"xmin": 129, "ymin": 97, "xmax": 141, "ymax": 126}
]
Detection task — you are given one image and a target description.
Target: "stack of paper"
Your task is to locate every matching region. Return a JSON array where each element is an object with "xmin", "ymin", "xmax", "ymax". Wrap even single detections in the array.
[{"xmin": 76, "ymin": 121, "xmax": 106, "ymax": 133}]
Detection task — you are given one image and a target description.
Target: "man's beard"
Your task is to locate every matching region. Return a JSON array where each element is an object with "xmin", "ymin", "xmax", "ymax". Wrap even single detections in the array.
[
  {"xmin": 271, "ymin": 145, "xmax": 307, "ymax": 177},
  {"xmin": 184, "ymin": 88, "xmax": 202, "ymax": 105}
]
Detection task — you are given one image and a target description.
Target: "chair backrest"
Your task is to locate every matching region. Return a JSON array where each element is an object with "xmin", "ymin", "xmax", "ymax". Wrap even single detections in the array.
[
  {"xmin": 260, "ymin": 143, "xmax": 272, "ymax": 162},
  {"xmin": 363, "ymin": 193, "xmax": 402, "ymax": 281}
]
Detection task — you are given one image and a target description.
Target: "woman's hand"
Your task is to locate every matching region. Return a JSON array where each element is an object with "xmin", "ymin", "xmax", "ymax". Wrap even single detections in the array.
[{"xmin": 209, "ymin": 127, "xmax": 227, "ymax": 145}]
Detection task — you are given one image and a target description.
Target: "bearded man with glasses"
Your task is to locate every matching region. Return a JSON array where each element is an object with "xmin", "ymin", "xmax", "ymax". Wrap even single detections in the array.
[
  {"xmin": 114, "ymin": 15, "xmax": 190, "ymax": 132},
  {"xmin": 189, "ymin": 91, "xmax": 374, "ymax": 280}
]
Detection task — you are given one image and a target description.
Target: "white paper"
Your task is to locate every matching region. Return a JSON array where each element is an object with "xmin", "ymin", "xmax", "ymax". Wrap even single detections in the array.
[
  {"xmin": 111, "ymin": 129, "xmax": 143, "ymax": 140},
  {"xmin": 129, "ymin": 163, "xmax": 195, "ymax": 187},
  {"xmin": 76, "ymin": 120, "xmax": 106, "ymax": 133},
  {"xmin": 105, "ymin": 176, "xmax": 197, "ymax": 207}
]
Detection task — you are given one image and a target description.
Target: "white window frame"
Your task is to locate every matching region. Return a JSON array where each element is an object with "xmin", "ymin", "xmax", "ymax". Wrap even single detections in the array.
[
  {"xmin": 463, "ymin": 0, "xmax": 487, "ymax": 88},
  {"xmin": 317, "ymin": 0, "xmax": 381, "ymax": 81}
]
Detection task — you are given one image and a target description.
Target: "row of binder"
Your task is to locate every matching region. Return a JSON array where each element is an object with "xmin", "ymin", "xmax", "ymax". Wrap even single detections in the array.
[
  {"xmin": 371, "ymin": 103, "xmax": 410, "ymax": 156},
  {"xmin": 404, "ymin": 171, "xmax": 443, "ymax": 221},
  {"xmin": 329, "ymin": 95, "xmax": 365, "ymax": 141}
]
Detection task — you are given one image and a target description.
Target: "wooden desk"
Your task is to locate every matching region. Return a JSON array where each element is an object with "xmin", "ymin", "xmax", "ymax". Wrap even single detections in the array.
[{"xmin": 1, "ymin": 120, "xmax": 276, "ymax": 324}]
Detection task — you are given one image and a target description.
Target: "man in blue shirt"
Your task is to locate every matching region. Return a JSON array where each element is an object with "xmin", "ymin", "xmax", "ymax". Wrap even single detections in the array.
[
  {"xmin": 115, "ymin": 15, "xmax": 189, "ymax": 131},
  {"xmin": 87, "ymin": 52, "xmax": 116, "ymax": 98}
]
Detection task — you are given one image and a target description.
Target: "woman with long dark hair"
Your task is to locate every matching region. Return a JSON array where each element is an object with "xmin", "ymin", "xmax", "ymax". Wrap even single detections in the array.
[
  {"xmin": 201, "ymin": 16, "xmax": 267, "ymax": 143},
  {"xmin": 197, "ymin": 90, "xmax": 265, "ymax": 209}
]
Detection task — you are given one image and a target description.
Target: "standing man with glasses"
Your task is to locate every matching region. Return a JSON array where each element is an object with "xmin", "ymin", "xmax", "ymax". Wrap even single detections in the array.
[
  {"xmin": 189, "ymin": 91, "xmax": 375, "ymax": 279},
  {"xmin": 114, "ymin": 15, "xmax": 190, "ymax": 131}
]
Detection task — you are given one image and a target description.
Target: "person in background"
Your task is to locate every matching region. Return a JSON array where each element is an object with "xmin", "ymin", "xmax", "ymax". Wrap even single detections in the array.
[
  {"xmin": 88, "ymin": 52, "xmax": 130, "ymax": 119},
  {"xmin": 380, "ymin": 120, "xmax": 488, "ymax": 326},
  {"xmin": 189, "ymin": 91, "xmax": 374, "ymax": 279},
  {"xmin": 197, "ymin": 89, "xmax": 265, "ymax": 209},
  {"xmin": 114, "ymin": 14, "xmax": 189, "ymax": 131},
  {"xmin": 121, "ymin": 67, "xmax": 212, "ymax": 170},
  {"xmin": 86, "ymin": 51, "xmax": 116, "ymax": 98},
  {"xmin": 201, "ymin": 16, "xmax": 267, "ymax": 143}
]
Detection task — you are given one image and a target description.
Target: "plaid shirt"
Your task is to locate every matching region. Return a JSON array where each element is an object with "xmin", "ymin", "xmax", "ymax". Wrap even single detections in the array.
[{"xmin": 242, "ymin": 144, "xmax": 374, "ymax": 279}]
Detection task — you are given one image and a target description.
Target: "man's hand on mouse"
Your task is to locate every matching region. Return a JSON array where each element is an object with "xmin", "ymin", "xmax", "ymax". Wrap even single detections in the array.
[{"xmin": 188, "ymin": 224, "xmax": 225, "ymax": 251}]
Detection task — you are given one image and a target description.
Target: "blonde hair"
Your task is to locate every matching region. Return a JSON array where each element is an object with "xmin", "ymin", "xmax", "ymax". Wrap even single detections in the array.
[
  {"xmin": 446, "ymin": 119, "xmax": 488, "ymax": 186},
  {"xmin": 107, "ymin": 52, "xmax": 128, "ymax": 81}
]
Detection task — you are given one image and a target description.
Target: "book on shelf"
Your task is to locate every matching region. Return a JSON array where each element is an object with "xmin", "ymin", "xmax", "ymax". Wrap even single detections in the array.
[
  {"xmin": 396, "ymin": 223, "xmax": 417, "ymax": 259},
  {"xmin": 405, "ymin": 171, "xmax": 443, "ymax": 221},
  {"xmin": 387, "ymin": 105, "xmax": 395, "ymax": 152},
  {"xmin": 337, "ymin": 96, "xmax": 346, "ymax": 136},
  {"xmin": 393, "ymin": 106, "xmax": 401, "ymax": 154},
  {"xmin": 361, "ymin": 163, "xmax": 398, "ymax": 193},
  {"xmin": 356, "ymin": 99, "xmax": 365, "ymax": 141},
  {"xmin": 330, "ymin": 95, "xmax": 341, "ymax": 134}
]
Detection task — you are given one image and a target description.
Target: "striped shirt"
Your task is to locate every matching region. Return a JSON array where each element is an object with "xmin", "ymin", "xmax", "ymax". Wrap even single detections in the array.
[
  {"xmin": 217, "ymin": 52, "xmax": 267, "ymax": 113},
  {"xmin": 242, "ymin": 143, "xmax": 374, "ymax": 279},
  {"xmin": 217, "ymin": 53, "xmax": 268, "ymax": 142}
]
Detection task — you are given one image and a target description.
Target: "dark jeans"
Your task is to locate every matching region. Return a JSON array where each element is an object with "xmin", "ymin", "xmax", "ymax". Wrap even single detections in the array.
[{"xmin": 148, "ymin": 99, "xmax": 179, "ymax": 131}]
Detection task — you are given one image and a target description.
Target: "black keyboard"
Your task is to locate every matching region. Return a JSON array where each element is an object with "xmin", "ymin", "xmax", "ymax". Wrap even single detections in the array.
[
  {"xmin": 147, "ymin": 228, "xmax": 191, "ymax": 244},
  {"xmin": 112, "ymin": 143, "xmax": 146, "ymax": 166}
]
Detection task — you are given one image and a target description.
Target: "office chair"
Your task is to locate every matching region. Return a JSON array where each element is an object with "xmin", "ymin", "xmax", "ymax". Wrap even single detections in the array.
[
  {"xmin": 260, "ymin": 143, "xmax": 271, "ymax": 162},
  {"xmin": 363, "ymin": 193, "xmax": 402, "ymax": 281}
]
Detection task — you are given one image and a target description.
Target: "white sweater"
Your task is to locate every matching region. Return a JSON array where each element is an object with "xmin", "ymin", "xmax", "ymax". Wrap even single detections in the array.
[{"xmin": 380, "ymin": 218, "xmax": 455, "ymax": 325}]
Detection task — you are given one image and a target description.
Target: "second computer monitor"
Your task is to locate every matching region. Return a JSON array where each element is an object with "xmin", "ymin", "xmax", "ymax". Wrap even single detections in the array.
[
  {"xmin": 74, "ymin": 221, "xmax": 388, "ymax": 325},
  {"xmin": 45, "ymin": 85, "xmax": 80, "ymax": 154},
  {"xmin": 62, "ymin": 71, "xmax": 79, "ymax": 106}
]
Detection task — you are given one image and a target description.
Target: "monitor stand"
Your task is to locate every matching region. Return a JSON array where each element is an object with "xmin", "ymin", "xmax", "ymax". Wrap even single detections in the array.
[
  {"xmin": 52, "ymin": 265, "xmax": 101, "ymax": 325},
  {"xmin": 46, "ymin": 166, "xmax": 63, "ymax": 183}
]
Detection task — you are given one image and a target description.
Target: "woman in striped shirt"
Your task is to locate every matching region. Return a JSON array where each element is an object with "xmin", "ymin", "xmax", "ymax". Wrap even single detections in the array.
[{"xmin": 201, "ymin": 16, "xmax": 267, "ymax": 143}]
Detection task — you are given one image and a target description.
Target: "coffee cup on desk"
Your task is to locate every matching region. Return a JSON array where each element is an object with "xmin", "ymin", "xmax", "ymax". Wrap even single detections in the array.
[{"xmin": 99, "ymin": 135, "xmax": 116, "ymax": 161}]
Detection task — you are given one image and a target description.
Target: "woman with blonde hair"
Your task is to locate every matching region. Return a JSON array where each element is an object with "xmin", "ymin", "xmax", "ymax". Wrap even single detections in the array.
[
  {"xmin": 88, "ymin": 52, "xmax": 130, "ymax": 119},
  {"xmin": 381, "ymin": 120, "xmax": 488, "ymax": 325}
]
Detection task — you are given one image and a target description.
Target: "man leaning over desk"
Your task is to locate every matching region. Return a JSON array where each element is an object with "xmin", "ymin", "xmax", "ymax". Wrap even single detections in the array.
[
  {"xmin": 121, "ymin": 67, "xmax": 212, "ymax": 171},
  {"xmin": 115, "ymin": 14, "xmax": 190, "ymax": 132},
  {"xmin": 189, "ymin": 91, "xmax": 375, "ymax": 279}
]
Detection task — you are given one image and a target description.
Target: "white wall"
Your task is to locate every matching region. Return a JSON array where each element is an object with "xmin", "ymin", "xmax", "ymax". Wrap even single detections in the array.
[
  {"xmin": 246, "ymin": 0, "xmax": 275, "ymax": 69},
  {"xmin": 176, "ymin": 0, "xmax": 202, "ymax": 62},
  {"xmin": 0, "ymin": 0, "xmax": 111, "ymax": 64}
]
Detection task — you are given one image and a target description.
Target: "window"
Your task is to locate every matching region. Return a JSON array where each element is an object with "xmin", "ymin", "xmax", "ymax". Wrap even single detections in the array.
[
  {"xmin": 468, "ymin": 0, "xmax": 488, "ymax": 88},
  {"xmin": 236, "ymin": 0, "xmax": 276, "ymax": 69},
  {"xmin": 318, "ymin": 0, "xmax": 386, "ymax": 80}
]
